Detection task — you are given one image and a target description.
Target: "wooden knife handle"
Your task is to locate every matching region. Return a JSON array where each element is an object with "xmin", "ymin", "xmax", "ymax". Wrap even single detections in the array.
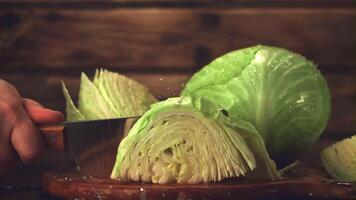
[{"xmin": 39, "ymin": 124, "xmax": 65, "ymax": 150}]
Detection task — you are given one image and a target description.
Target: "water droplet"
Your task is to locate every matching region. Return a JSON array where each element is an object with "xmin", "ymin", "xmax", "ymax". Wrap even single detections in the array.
[
  {"xmin": 309, "ymin": 192, "xmax": 313, "ymax": 197},
  {"xmin": 251, "ymin": 79, "xmax": 256, "ymax": 85},
  {"xmin": 255, "ymin": 53, "xmax": 266, "ymax": 63},
  {"xmin": 337, "ymin": 182, "xmax": 352, "ymax": 186},
  {"xmin": 140, "ymin": 187, "xmax": 147, "ymax": 200},
  {"xmin": 159, "ymin": 77, "xmax": 163, "ymax": 81}
]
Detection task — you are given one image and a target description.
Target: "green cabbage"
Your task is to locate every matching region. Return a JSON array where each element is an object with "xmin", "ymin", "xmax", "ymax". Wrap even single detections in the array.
[
  {"xmin": 62, "ymin": 82, "xmax": 85, "ymax": 121},
  {"xmin": 68, "ymin": 45, "xmax": 329, "ymax": 184},
  {"xmin": 62, "ymin": 69, "xmax": 157, "ymax": 121},
  {"xmin": 320, "ymin": 135, "xmax": 356, "ymax": 182},
  {"xmin": 111, "ymin": 97, "xmax": 281, "ymax": 183},
  {"xmin": 182, "ymin": 45, "xmax": 331, "ymax": 165}
]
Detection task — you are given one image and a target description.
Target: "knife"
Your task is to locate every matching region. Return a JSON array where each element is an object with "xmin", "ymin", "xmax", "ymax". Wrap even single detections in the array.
[{"xmin": 39, "ymin": 117, "xmax": 137, "ymax": 177}]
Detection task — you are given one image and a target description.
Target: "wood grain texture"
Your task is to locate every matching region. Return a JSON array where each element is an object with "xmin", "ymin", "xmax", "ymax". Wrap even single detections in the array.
[
  {"xmin": 0, "ymin": 8, "xmax": 355, "ymax": 70},
  {"xmin": 0, "ymin": 72, "xmax": 354, "ymax": 137},
  {"xmin": 0, "ymin": 0, "xmax": 354, "ymax": 2},
  {"xmin": 1, "ymin": 0, "xmax": 355, "ymax": 4}
]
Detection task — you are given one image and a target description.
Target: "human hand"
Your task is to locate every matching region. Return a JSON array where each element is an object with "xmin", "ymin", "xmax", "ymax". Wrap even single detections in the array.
[{"xmin": 0, "ymin": 79, "xmax": 64, "ymax": 173}]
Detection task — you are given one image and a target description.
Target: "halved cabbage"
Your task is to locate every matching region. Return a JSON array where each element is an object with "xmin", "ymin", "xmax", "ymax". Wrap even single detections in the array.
[
  {"xmin": 111, "ymin": 97, "xmax": 281, "ymax": 183},
  {"xmin": 320, "ymin": 135, "xmax": 356, "ymax": 182}
]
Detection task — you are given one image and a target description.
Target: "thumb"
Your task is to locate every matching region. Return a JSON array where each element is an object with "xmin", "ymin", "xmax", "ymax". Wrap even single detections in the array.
[{"xmin": 23, "ymin": 98, "xmax": 64, "ymax": 124}]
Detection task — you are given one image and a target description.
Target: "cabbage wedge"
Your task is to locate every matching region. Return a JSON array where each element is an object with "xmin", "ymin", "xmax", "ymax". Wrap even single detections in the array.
[
  {"xmin": 111, "ymin": 97, "xmax": 281, "ymax": 183},
  {"xmin": 320, "ymin": 135, "xmax": 356, "ymax": 182},
  {"xmin": 62, "ymin": 69, "xmax": 157, "ymax": 121}
]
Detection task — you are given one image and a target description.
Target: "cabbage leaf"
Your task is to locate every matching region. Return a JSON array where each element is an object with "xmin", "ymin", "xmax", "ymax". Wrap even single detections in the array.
[{"xmin": 62, "ymin": 81, "xmax": 85, "ymax": 121}]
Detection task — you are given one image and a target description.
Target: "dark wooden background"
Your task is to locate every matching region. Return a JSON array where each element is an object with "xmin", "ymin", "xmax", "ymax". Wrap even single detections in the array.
[
  {"xmin": 0, "ymin": 0, "xmax": 355, "ymax": 138},
  {"xmin": 0, "ymin": 1, "xmax": 355, "ymax": 199}
]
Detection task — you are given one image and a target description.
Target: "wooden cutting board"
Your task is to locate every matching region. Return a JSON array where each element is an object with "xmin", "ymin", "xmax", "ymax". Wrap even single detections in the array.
[
  {"xmin": 42, "ymin": 172, "xmax": 356, "ymax": 200},
  {"xmin": 41, "ymin": 141, "xmax": 356, "ymax": 200}
]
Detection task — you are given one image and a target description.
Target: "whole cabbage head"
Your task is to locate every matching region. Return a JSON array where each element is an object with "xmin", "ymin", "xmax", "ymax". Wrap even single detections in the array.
[{"xmin": 182, "ymin": 45, "xmax": 331, "ymax": 166}]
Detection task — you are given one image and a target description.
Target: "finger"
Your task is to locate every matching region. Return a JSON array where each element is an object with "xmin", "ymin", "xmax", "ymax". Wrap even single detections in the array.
[
  {"xmin": 23, "ymin": 98, "xmax": 64, "ymax": 124},
  {"xmin": 0, "ymin": 80, "xmax": 21, "ymax": 100},
  {"xmin": 0, "ymin": 102, "xmax": 18, "ymax": 173},
  {"xmin": 22, "ymin": 98, "xmax": 43, "ymax": 108},
  {"xmin": 10, "ymin": 109, "xmax": 44, "ymax": 163}
]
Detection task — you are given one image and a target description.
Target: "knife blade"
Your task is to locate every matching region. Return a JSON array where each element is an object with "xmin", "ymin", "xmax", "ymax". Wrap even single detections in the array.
[{"xmin": 39, "ymin": 117, "xmax": 136, "ymax": 177}]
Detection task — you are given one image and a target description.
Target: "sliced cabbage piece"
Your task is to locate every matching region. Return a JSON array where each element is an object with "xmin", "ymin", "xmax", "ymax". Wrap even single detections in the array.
[
  {"xmin": 111, "ymin": 97, "xmax": 281, "ymax": 183},
  {"xmin": 62, "ymin": 69, "xmax": 157, "ymax": 121},
  {"xmin": 320, "ymin": 135, "xmax": 356, "ymax": 182},
  {"xmin": 61, "ymin": 81, "xmax": 85, "ymax": 121},
  {"xmin": 93, "ymin": 69, "xmax": 157, "ymax": 117},
  {"xmin": 78, "ymin": 72, "xmax": 115, "ymax": 120},
  {"xmin": 182, "ymin": 45, "xmax": 331, "ymax": 165}
]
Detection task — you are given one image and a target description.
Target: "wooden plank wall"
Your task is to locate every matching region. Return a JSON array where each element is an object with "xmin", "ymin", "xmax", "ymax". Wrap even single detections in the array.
[{"xmin": 0, "ymin": 1, "xmax": 355, "ymax": 138}]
